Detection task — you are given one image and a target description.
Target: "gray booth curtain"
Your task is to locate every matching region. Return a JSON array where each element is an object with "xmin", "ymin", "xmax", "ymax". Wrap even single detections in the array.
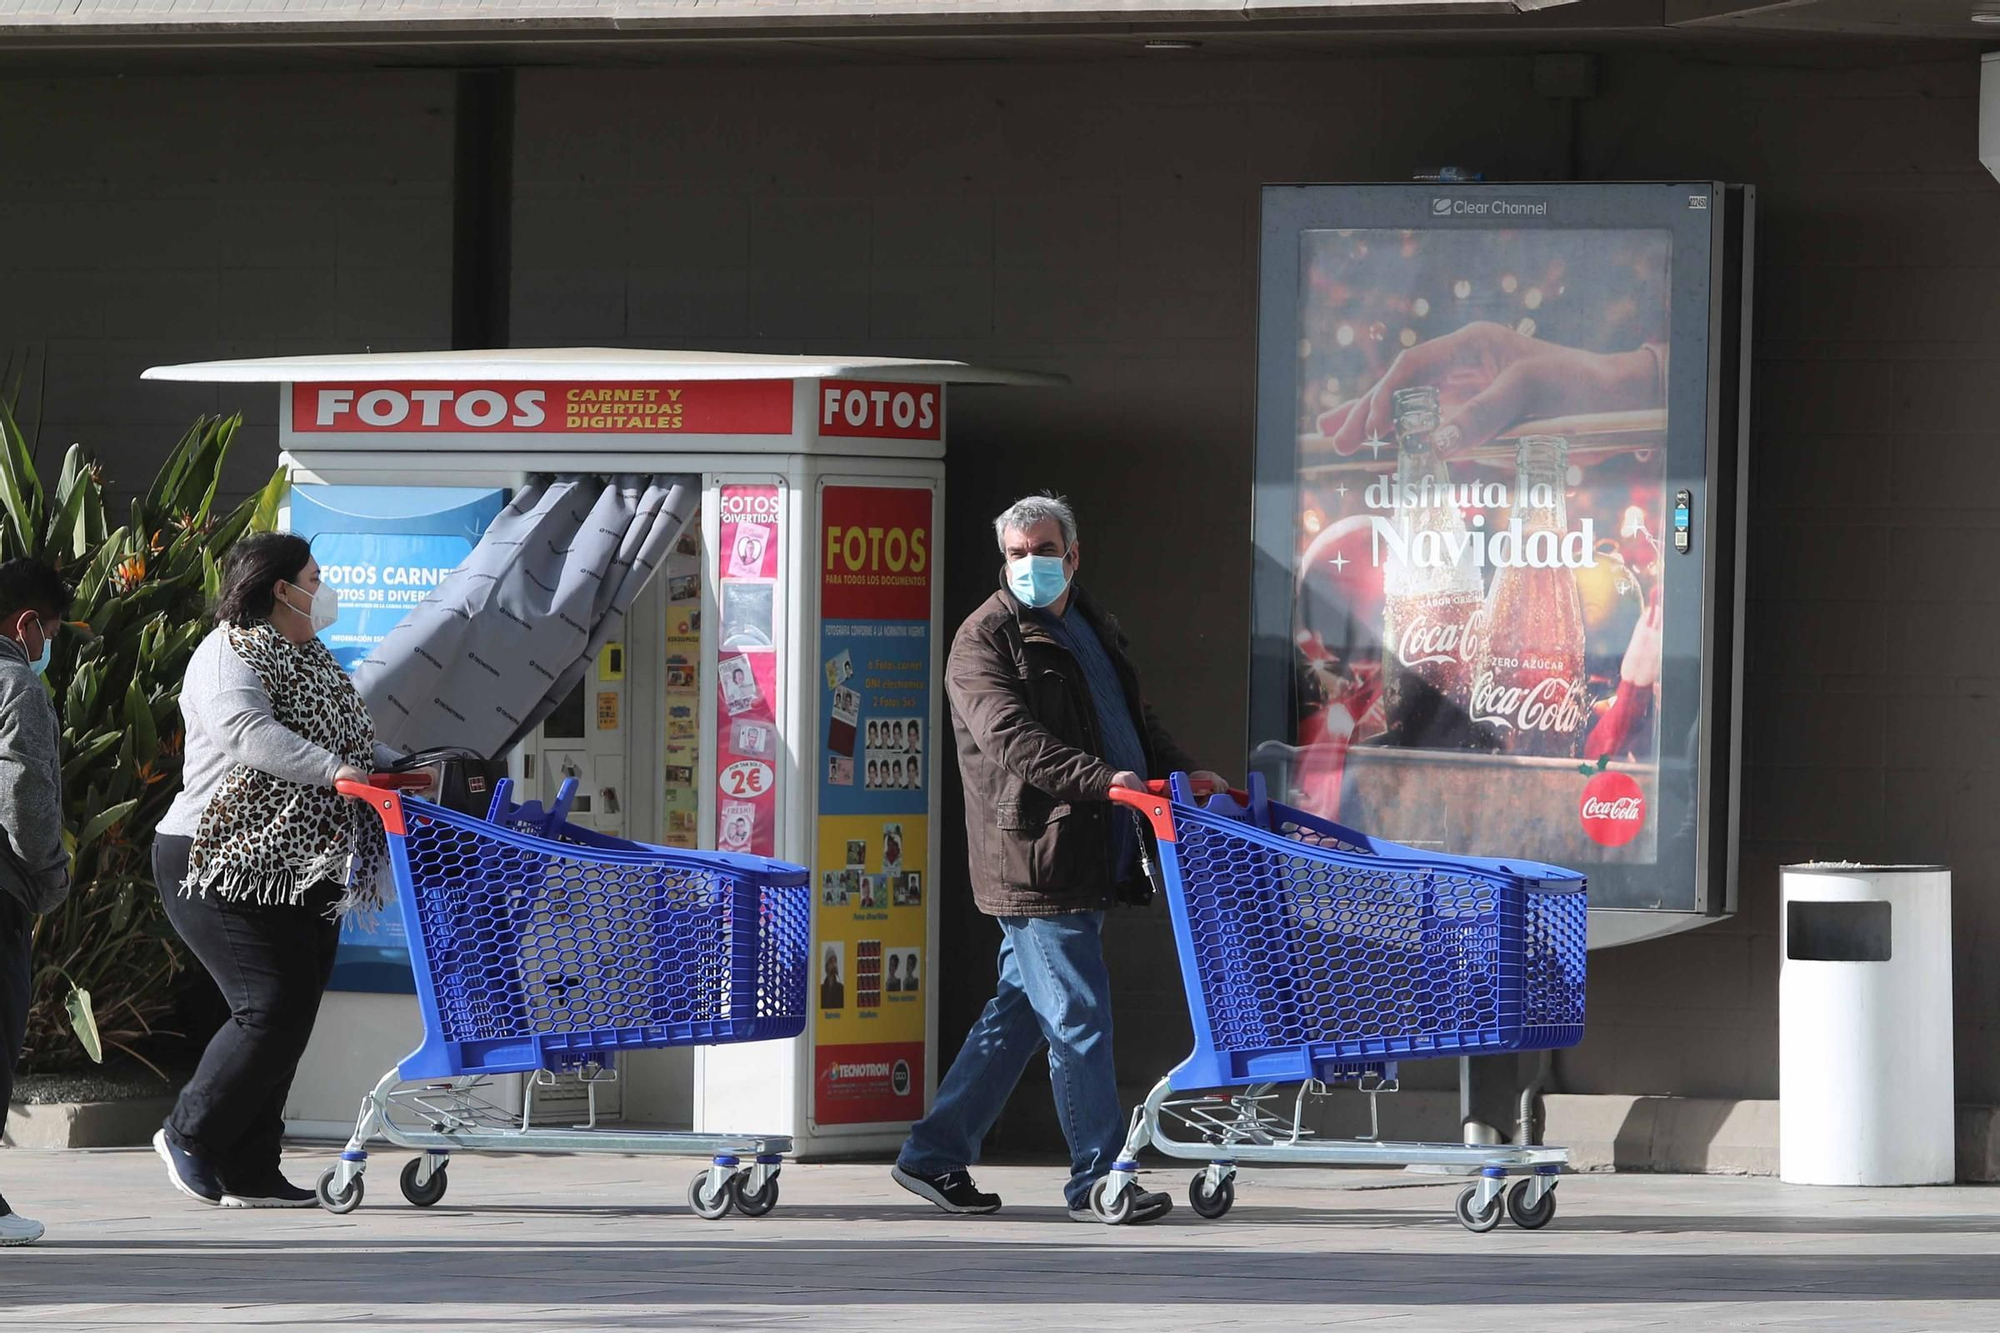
[{"xmin": 354, "ymin": 474, "xmax": 698, "ymax": 759}]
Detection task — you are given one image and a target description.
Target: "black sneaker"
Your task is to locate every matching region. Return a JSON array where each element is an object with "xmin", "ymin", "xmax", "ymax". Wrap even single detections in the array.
[
  {"xmin": 891, "ymin": 1164, "xmax": 1002, "ymax": 1214},
  {"xmin": 1071, "ymin": 1186, "xmax": 1173, "ymax": 1225},
  {"xmin": 153, "ymin": 1129, "xmax": 224, "ymax": 1206},
  {"xmin": 220, "ymin": 1171, "xmax": 320, "ymax": 1209}
]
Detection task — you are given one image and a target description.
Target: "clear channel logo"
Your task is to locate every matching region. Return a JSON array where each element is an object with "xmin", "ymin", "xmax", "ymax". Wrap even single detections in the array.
[{"xmin": 1428, "ymin": 197, "xmax": 1550, "ymax": 218}]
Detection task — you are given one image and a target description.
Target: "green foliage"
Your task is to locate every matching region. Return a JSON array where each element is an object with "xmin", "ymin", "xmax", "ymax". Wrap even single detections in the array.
[{"xmin": 0, "ymin": 400, "xmax": 288, "ymax": 1072}]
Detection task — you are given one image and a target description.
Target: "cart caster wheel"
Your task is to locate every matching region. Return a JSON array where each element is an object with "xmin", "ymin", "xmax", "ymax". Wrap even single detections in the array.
[
  {"xmin": 317, "ymin": 1167, "xmax": 364, "ymax": 1215},
  {"xmin": 1455, "ymin": 1184, "xmax": 1503, "ymax": 1234},
  {"xmin": 1188, "ymin": 1172, "xmax": 1235, "ymax": 1220},
  {"xmin": 400, "ymin": 1158, "xmax": 449, "ymax": 1208},
  {"xmin": 1506, "ymin": 1178, "xmax": 1557, "ymax": 1230},
  {"xmin": 732, "ymin": 1172, "xmax": 781, "ymax": 1218},
  {"xmin": 688, "ymin": 1170, "xmax": 735, "ymax": 1220},
  {"xmin": 1088, "ymin": 1176, "xmax": 1135, "ymax": 1225}
]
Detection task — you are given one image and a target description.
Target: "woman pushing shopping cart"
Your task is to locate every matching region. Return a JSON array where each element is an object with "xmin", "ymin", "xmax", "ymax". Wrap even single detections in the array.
[{"xmin": 1093, "ymin": 772, "xmax": 1588, "ymax": 1233}]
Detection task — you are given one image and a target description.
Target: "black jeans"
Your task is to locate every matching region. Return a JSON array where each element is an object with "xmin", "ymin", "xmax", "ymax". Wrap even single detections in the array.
[
  {"xmin": 154, "ymin": 834, "xmax": 341, "ymax": 1182},
  {"xmin": 1, "ymin": 889, "xmax": 31, "ymax": 1144}
]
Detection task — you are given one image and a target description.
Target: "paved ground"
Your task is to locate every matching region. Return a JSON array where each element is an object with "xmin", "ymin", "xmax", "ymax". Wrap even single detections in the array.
[{"xmin": 1, "ymin": 1147, "xmax": 1997, "ymax": 1329}]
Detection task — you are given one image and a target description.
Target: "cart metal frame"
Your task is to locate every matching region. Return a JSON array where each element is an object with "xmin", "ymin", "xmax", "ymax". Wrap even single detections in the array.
[
  {"xmin": 318, "ymin": 1064, "xmax": 793, "ymax": 1215},
  {"xmin": 1091, "ymin": 1073, "xmax": 1564, "ymax": 1230}
]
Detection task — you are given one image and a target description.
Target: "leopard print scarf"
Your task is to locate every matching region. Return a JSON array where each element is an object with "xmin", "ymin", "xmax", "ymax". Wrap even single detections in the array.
[{"xmin": 183, "ymin": 621, "xmax": 388, "ymax": 913}]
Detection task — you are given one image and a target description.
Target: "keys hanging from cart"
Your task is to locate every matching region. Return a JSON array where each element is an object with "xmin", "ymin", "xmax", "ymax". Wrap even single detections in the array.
[
  {"xmin": 319, "ymin": 764, "xmax": 811, "ymax": 1220},
  {"xmin": 1098, "ymin": 772, "xmax": 1587, "ymax": 1233}
]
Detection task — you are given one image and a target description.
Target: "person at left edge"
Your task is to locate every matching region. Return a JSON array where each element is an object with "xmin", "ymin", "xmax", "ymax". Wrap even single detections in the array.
[
  {"xmin": 151, "ymin": 534, "xmax": 413, "ymax": 1210},
  {"xmin": 0, "ymin": 559, "xmax": 76, "ymax": 1247}
]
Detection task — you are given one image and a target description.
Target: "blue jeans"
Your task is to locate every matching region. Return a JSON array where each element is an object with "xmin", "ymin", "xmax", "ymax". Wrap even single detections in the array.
[{"xmin": 898, "ymin": 911, "xmax": 1123, "ymax": 1211}]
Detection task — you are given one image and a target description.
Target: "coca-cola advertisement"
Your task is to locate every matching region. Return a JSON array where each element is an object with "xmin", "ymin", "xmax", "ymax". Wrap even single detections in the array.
[{"xmin": 1250, "ymin": 184, "xmax": 1752, "ymax": 921}]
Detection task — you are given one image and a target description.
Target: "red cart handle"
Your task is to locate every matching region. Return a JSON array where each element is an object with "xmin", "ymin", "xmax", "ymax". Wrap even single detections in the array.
[
  {"xmin": 337, "ymin": 773, "xmax": 430, "ymax": 835},
  {"xmin": 1109, "ymin": 777, "xmax": 1248, "ymax": 842}
]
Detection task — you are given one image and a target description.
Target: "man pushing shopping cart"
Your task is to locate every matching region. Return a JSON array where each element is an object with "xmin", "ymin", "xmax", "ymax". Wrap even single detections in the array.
[{"xmin": 893, "ymin": 493, "xmax": 1588, "ymax": 1231}]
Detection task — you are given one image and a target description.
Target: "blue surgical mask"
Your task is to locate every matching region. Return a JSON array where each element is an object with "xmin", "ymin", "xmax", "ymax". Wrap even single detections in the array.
[
  {"xmin": 30, "ymin": 629, "xmax": 50, "ymax": 677},
  {"xmin": 1007, "ymin": 554, "xmax": 1072, "ymax": 609}
]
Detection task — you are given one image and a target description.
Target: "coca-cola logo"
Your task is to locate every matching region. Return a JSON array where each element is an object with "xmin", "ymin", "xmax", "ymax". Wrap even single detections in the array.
[
  {"xmin": 1394, "ymin": 614, "xmax": 1468, "ymax": 667},
  {"xmin": 1579, "ymin": 770, "xmax": 1646, "ymax": 847},
  {"xmin": 1469, "ymin": 672, "xmax": 1589, "ymax": 735},
  {"xmin": 1391, "ymin": 601, "xmax": 1485, "ymax": 669}
]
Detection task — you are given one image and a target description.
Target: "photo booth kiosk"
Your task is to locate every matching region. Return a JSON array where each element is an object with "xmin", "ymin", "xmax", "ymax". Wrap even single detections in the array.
[{"xmin": 142, "ymin": 349, "xmax": 1061, "ymax": 1157}]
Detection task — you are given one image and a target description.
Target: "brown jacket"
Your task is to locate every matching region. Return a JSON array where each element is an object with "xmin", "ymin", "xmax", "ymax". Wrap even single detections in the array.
[{"xmin": 946, "ymin": 583, "xmax": 1197, "ymax": 918}]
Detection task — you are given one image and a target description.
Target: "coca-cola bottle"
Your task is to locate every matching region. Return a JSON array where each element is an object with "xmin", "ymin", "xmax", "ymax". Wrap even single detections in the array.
[
  {"xmin": 1381, "ymin": 386, "xmax": 1483, "ymax": 750},
  {"xmin": 1469, "ymin": 434, "xmax": 1590, "ymax": 757}
]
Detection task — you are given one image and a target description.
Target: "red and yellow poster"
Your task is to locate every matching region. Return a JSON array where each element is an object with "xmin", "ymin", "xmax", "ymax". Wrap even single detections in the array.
[{"xmin": 812, "ymin": 484, "xmax": 933, "ymax": 1126}]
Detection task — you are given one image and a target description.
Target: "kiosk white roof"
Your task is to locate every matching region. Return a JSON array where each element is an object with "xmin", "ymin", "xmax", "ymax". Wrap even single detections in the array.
[{"xmin": 142, "ymin": 348, "xmax": 1068, "ymax": 387}]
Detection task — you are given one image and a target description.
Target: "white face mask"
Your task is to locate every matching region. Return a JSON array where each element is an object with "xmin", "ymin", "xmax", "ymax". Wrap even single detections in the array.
[{"xmin": 283, "ymin": 581, "xmax": 340, "ymax": 634}]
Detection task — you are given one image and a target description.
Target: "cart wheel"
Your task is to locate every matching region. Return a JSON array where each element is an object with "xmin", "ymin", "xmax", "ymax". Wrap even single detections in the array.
[
  {"xmin": 1088, "ymin": 1176, "xmax": 1135, "ymax": 1225},
  {"xmin": 1506, "ymin": 1178, "xmax": 1557, "ymax": 1230},
  {"xmin": 688, "ymin": 1170, "xmax": 735, "ymax": 1220},
  {"xmin": 400, "ymin": 1157, "xmax": 449, "ymax": 1208},
  {"xmin": 1454, "ymin": 1184, "xmax": 1503, "ymax": 1234},
  {"xmin": 317, "ymin": 1167, "xmax": 364, "ymax": 1215},
  {"xmin": 1188, "ymin": 1172, "xmax": 1235, "ymax": 1221},
  {"xmin": 732, "ymin": 1172, "xmax": 781, "ymax": 1218}
]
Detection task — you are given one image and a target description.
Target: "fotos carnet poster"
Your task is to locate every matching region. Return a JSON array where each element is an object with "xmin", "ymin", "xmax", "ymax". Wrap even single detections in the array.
[
  {"xmin": 716, "ymin": 484, "xmax": 781, "ymax": 860},
  {"xmin": 1284, "ymin": 221, "xmax": 1668, "ymax": 868}
]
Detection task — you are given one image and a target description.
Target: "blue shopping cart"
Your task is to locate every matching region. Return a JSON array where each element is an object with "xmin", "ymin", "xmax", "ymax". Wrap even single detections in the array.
[
  {"xmin": 1093, "ymin": 772, "xmax": 1589, "ymax": 1233},
  {"xmin": 317, "ymin": 772, "xmax": 811, "ymax": 1220}
]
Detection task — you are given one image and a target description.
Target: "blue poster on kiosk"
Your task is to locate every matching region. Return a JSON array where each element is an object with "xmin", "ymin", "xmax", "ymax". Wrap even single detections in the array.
[{"xmin": 290, "ymin": 484, "xmax": 508, "ymax": 994}]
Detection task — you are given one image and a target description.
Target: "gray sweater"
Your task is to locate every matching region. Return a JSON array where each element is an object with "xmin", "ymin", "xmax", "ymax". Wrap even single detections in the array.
[
  {"xmin": 158, "ymin": 626, "xmax": 398, "ymax": 839},
  {"xmin": 0, "ymin": 636, "xmax": 69, "ymax": 914}
]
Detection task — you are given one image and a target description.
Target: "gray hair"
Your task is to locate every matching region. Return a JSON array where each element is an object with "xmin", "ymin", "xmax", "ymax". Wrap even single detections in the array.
[{"xmin": 993, "ymin": 493, "xmax": 1077, "ymax": 553}]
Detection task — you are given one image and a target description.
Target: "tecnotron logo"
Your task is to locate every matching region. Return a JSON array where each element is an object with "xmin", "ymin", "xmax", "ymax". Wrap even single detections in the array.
[{"xmin": 1430, "ymin": 198, "xmax": 1550, "ymax": 218}]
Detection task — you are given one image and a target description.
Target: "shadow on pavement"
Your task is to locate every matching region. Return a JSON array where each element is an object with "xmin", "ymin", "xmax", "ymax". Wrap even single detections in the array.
[{"xmin": 8, "ymin": 1228, "xmax": 2000, "ymax": 1307}]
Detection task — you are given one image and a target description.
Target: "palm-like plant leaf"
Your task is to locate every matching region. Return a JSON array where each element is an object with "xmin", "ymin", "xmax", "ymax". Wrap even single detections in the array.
[{"xmin": 5, "ymin": 401, "xmax": 286, "ymax": 1073}]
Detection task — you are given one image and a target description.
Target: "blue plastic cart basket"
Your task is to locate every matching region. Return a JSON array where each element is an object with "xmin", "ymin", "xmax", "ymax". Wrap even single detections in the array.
[
  {"xmin": 1126, "ymin": 772, "xmax": 1587, "ymax": 1090},
  {"xmin": 389, "ymin": 777, "xmax": 810, "ymax": 1080}
]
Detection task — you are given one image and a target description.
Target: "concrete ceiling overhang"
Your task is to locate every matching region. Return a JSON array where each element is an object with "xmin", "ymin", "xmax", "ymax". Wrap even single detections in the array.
[{"xmin": 0, "ymin": 0, "xmax": 1989, "ymax": 59}]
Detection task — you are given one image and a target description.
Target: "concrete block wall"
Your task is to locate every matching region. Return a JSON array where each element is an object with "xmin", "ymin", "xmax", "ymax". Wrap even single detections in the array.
[{"xmin": 0, "ymin": 72, "xmax": 456, "ymax": 502}]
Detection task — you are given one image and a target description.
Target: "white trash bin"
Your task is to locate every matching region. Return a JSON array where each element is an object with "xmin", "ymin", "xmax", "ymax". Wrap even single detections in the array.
[{"xmin": 1779, "ymin": 864, "xmax": 1954, "ymax": 1186}]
